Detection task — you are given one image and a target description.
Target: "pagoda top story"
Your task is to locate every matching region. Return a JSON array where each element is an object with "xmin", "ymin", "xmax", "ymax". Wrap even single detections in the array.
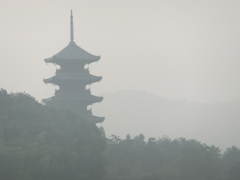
[{"xmin": 44, "ymin": 10, "xmax": 100, "ymax": 64}]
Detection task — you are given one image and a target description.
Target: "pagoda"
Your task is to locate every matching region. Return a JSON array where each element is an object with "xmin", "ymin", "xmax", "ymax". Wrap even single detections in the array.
[{"xmin": 43, "ymin": 11, "xmax": 104, "ymax": 123}]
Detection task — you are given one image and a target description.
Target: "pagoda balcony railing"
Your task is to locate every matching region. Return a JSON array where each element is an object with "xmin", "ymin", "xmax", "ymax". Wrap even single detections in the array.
[
  {"xmin": 55, "ymin": 89, "xmax": 91, "ymax": 95},
  {"xmin": 56, "ymin": 68, "xmax": 89, "ymax": 74}
]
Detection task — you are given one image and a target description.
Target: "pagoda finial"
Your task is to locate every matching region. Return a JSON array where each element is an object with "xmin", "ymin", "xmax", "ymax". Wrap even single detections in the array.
[{"xmin": 70, "ymin": 10, "xmax": 74, "ymax": 42}]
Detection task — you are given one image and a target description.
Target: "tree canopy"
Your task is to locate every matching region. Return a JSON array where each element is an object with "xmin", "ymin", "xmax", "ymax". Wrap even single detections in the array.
[
  {"xmin": 103, "ymin": 134, "xmax": 240, "ymax": 180},
  {"xmin": 0, "ymin": 89, "xmax": 239, "ymax": 180},
  {"xmin": 0, "ymin": 89, "xmax": 106, "ymax": 180}
]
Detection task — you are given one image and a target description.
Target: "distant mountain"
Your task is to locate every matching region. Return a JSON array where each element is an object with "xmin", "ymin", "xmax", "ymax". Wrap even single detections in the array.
[{"xmin": 93, "ymin": 90, "xmax": 240, "ymax": 149}]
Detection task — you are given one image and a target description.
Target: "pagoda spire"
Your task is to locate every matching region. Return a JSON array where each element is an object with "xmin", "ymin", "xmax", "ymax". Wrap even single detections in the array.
[{"xmin": 70, "ymin": 10, "xmax": 74, "ymax": 42}]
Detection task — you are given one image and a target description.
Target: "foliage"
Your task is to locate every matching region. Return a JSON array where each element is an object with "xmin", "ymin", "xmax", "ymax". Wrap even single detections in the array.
[
  {"xmin": 1, "ymin": 89, "xmax": 240, "ymax": 180},
  {"xmin": 0, "ymin": 89, "xmax": 106, "ymax": 180},
  {"xmin": 222, "ymin": 146, "xmax": 240, "ymax": 180},
  {"xmin": 103, "ymin": 134, "xmax": 239, "ymax": 180}
]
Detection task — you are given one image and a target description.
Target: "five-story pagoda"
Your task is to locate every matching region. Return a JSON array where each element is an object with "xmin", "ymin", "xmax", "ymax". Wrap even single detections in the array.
[{"xmin": 43, "ymin": 11, "xmax": 104, "ymax": 123}]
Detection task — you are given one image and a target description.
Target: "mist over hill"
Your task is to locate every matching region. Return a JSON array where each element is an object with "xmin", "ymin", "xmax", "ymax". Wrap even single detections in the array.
[{"xmin": 93, "ymin": 90, "xmax": 240, "ymax": 149}]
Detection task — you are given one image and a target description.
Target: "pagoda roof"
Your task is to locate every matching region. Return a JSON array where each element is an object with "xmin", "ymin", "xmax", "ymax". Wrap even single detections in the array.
[
  {"xmin": 86, "ymin": 114, "xmax": 105, "ymax": 123},
  {"xmin": 43, "ymin": 93, "xmax": 103, "ymax": 104},
  {"xmin": 45, "ymin": 41, "xmax": 100, "ymax": 64},
  {"xmin": 43, "ymin": 73, "xmax": 102, "ymax": 84}
]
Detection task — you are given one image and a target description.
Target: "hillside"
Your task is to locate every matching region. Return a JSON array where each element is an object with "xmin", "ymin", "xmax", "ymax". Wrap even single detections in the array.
[
  {"xmin": 0, "ymin": 89, "xmax": 105, "ymax": 180},
  {"xmin": 1, "ymin": 89, "xmax": 240, "ymax": 180},
  {"xmin": 94, "ymin": 90, "xmax": 240, "ymax": 148}
]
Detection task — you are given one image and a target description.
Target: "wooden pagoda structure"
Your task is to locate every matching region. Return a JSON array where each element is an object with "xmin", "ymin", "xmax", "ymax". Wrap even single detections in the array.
[{"xmin": 43, "ymin": 11, "xmax": 104, "ymax": 123}]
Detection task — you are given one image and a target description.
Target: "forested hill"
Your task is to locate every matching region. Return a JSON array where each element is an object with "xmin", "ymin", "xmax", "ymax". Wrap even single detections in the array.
[
  {"xmin": 0, "ymin": 89, "xmax": 105, "ymax": 180},
  {"xmin": 0, "ymin": 89, "xmax": 240, "ymax": 180},
  {"xmin": 94, "ymin": 90, "xmax": 240, "ymax": 148},
  {"xmin": 103, "ymin": 135, "xmax": 240, "ymax": 180}
]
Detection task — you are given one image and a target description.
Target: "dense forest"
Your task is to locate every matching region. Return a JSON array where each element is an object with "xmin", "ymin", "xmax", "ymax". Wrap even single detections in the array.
[
  {"xmin": 0, "ymin": 89, "xmax": 105, "ymax": 180},
  {"xmin": 0, "ymin": 89, "xmax": 240, "ymax": 180},
  {"xmin": 104, "ymin": 135, "xmax": 240, "ymax": 180}
]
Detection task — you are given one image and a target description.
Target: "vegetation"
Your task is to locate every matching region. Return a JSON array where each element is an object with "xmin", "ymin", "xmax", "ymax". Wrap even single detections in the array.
[
  {"xmin": 0, "ymin": 89, "xmax": 105, "ymax": 180},
  {"xmin": 103, "ymin": 134, "xmax": 240, "ymax": 180},
  {"xmin": 0, "ymin": 89, "xmax": 239, "ymax": 180}
]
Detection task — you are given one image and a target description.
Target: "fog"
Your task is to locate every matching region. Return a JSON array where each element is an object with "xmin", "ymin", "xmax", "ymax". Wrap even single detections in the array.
[
  {"xmin": 1, "ymin": 1, "xmax": 240, "ymax": 147},
  {"xmin": 94, "ymin": 90, "xmax": 240, "ymax": 149}
]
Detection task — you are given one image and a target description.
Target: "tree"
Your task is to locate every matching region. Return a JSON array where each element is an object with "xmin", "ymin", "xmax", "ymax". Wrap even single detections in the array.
[{"xmin": 222, "ymin": 146, "xmax": 240, "ymax": 180}]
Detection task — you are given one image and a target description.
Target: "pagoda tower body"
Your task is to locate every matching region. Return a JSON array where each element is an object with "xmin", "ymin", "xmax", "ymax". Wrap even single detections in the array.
[{"xmin": 43, "ymin": 11, "xmax": 104, "ymax": 123}]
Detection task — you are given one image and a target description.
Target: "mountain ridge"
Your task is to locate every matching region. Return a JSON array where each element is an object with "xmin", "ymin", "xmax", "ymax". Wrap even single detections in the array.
[{"xmin": 93, "ymin": 90, "xmax": 240, "ymax": 149}]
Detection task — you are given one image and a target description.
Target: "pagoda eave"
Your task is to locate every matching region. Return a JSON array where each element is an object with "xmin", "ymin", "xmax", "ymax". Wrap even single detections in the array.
[
  {"xmin": 87, "ymin": 115, "xmax": 105, "ymax": 123},
  {"xmin": 44, "ymin": 57, "xmax": 100, "ymax": 65},
  {"xmin": 43, "ymin": 79, "xmax": 101, "ymax": 85},
  {"xmin": 43, "ymin": 78, "xmax": 53, "ymax": 84},
  {"xmin": 43, "ymin": 74, "xmax": 102, "ymax": 84},
  {"xmin": 42, "ymin": 97, "xmax": 53, "ymax": 103},
  {"xmin": 44, "ymin": 94, "xmax": 103, "ymax": 104}
]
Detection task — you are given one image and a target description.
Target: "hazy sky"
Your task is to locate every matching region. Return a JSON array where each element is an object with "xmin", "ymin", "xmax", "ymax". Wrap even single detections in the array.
[{"xmin": 1, "ymin": 0, "xmax": 240, "ymax": 103}]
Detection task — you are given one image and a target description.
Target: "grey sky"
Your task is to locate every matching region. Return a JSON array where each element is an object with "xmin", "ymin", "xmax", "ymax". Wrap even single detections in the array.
[{"xmin": 1, "ymin": 0, "xmax": 240, "ymax": 103}]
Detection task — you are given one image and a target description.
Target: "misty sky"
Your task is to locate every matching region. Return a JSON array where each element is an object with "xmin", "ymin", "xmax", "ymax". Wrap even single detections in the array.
[{"xmin": 1, "ymin": 0, "xmax": 240, "ymax": 103}]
